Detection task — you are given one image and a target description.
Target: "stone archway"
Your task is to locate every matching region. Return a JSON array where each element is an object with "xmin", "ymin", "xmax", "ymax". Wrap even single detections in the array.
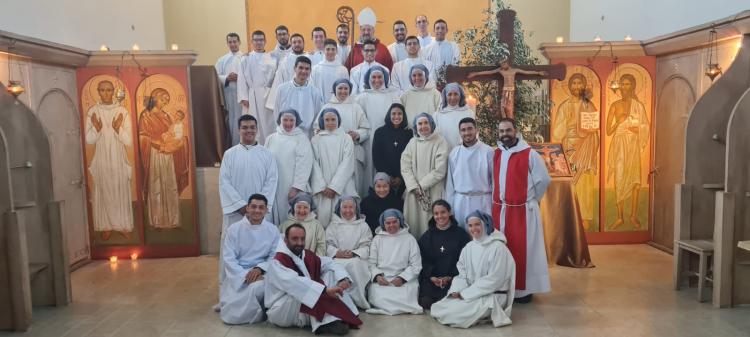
[{"xmin": 37, "ymin": 89, "xmax": 89, "ymax": 265}]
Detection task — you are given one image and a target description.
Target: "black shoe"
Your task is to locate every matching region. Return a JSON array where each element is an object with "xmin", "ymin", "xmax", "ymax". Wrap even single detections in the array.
[
  {"xmin": 513, "ymin": 294, "xmax": 533, "ymax": 304},
  {"xmin": 315, "ymin": 321, "xmax": 350, "ymax": 335}
]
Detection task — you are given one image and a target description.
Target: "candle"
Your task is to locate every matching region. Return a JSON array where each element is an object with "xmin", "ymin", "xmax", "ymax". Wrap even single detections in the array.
[
  {"xmin": 170, "ymin": 44, "xmax": 179, "ymax": 51},
  {"xmin": 100, "ymin": 44, "xmax": 110, "ymax": 51},
  {"xmin": 109, "ymin": 256, "xmax": 118, "ymax": 263},
  {"xmin": 594, "ymin": 35, "xmax": 602, "ymax": 42},
  {"xmin": 131, "ymin": 43, "xmax": 140, "ymax": 51},
  {"xmin": 624, "ymin": 35, "xmax": 633, "ymax": 41},
  {"xmin": 555, "ymin": 36, "xmax": 564, "ymax": 43},
  {"xmin": 466, "ymin": 95, "xmax": 478, "ymax": 108},
  {"xmin": 130, "ymin": 253, "xmax": 139, "ymax": 261}
]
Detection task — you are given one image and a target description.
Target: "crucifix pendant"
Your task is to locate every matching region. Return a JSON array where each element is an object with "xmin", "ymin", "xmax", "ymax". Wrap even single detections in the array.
[
  {"xmin": 439, "ymin": 246, "xmax": 445, "ymax": 253},
  {"xmin": 393, "ymin": 141, "xmax": 398, "ymax": 147}
]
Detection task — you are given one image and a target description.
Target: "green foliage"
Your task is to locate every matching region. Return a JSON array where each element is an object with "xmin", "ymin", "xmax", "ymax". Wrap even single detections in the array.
[{"xmin": 444, "ymin": 0, "xmax": 550, "ymax": 143}]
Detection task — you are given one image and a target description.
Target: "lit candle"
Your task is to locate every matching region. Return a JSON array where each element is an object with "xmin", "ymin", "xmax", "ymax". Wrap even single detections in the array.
[
  {"xmin": 170, "ymin": 44, "xmax": 179, "ymax": 51},
  {"xmin": 109, "ymin": 256, "xmax": 118, "ymax": 263},
  {"xmin": 130, "ymin": 253, "xmax": 139, "ymax": 261},
  {"xmin": 132, "ymin": 43, "xmax": 140, "ymax": 51},
  {"xmin": 624, "ymin": 35, "xmax": 633, "ymax": 41},
  {"xmin": 555, "ymin": 36, "xmax": 564, "ymax": 43},
  {"xmin": 100, "ymin": 44, "xmax": 110, "ymax": 51},
  {"xmin": 593, "ymin": 35, "xmax": 602, "ymax": 42},
  {"xmin": 466, "ymin": 95, "xmax": 478, "ymax": 108}
]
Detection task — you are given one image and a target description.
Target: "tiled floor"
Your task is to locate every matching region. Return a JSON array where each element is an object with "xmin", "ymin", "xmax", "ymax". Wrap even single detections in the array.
[{"xmin": 4, "ymin": 245, "xmax": 750, "ymax": 337}]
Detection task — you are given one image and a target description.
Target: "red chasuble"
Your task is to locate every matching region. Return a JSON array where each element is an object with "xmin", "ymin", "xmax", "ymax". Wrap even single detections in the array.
[
  {"xmin": 492, "ymin": 147, "xmax": 531, "ymax": 290},
  {"xmin": 344, "ymin": 39, "xmax": 393, "ymax": 71},
  {"xmin": 274, "ymin": 250, "xmax": 363, "ymax": 327}
]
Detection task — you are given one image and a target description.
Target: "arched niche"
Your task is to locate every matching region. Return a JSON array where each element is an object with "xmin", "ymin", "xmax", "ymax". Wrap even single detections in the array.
[{"xmin": 652, "ymin": 75, "xmax": 696, "ymax": 250}]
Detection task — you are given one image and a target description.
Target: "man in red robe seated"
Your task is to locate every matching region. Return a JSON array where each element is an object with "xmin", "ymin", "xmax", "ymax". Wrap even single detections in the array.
[
  {"xmin": 265, "ymin": 224, "xmax": 363, "ymax": 335},
  {"xmin": 344, "ymin": 7, "xmax": 393, "ymax": 71}
]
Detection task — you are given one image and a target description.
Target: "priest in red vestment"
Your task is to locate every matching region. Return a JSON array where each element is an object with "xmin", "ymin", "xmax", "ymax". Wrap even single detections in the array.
[
  {"xmin": 492, "ymin": 118, "xmax": 551, "ymax": 303},
  {"xmin": 344, "ymin": 7, "xmax": 393, "ymax": 71},
  {"xmin": 265, "ymin": 224, "xmax": 362, "ymax": 335}
]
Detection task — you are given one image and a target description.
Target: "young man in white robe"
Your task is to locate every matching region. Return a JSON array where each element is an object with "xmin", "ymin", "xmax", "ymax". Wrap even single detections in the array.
[
  {"xmin": 308, "ymin": 27, "xmax": 328, "ymax": 66},
  {"xmin": 446, "ymin": 117, "xmax": 494, "ymax": 228},
  {"xmin": 215, "ymin": 33, "xmax": 244, "ymax": 146},
  {"xmin": 219, "ymin": 194, "xmax": 280, "ymax": 325},
  {"xmin": 310, "ymin": 39, "xmax": 349, "ymax": 102},
  {"xmin": 218, "ymin": 115, "xmax": 278, "ymax": 295},
  {"xmin": 315, "ymin": 79, "xmax": 371, "ymax": 197},
  {"xmin": 349, "ymin": 40, "xmax": 386, "ymax": 95},
  {"xmin": 415, "ymin": 15, "xmax": 433, "ymax": 47},
  {"xmin": 265, "ymin": 109, "xmax": 313, "ymax": 225},
  {"xmin": 265, "ymin": 224, "xmax": 363, "ymax": 335},
  {"xmin": 355, "ymin": 66, "xmax": 400, "ymax": 185},
  {"xmin": 266, "ymin": 33, "xmax": 307, "ymax": 111},
  {"xmin": 274, "ymin": 56, "xmax": 323, "ymax": 136},
  {"xmin": 434, "ymin": 83, "xmax": 476, "ymax": 149},
  {"xmin": 431, "ymin": 211, "xmax": 516, "ymax": 328},
  {"xmin": 326, "ymin": 196, "xmax": 373, "ymax": 309},
  {"xmin": 387, "ymin": 20, "xmax": 408, "ymax": 63},
  {"xmin": 238, "ymin": 30, "xmax": 277, "ymax": 144},
  {"xmin": 492, "ymin": 118, "xmax": 551, "ymax": 303},
  {"xmin": 336, "ymin": 24, "xmax": 351, "ymax": 64},
  {"xmin": 271, "ymin": 25, "xmax": 291, "ymax": 62},
  {"xmin": 367, "ymin": 209, "xmax": 423, "ymax": 315},
  {"xmin": 391, "ymin": 35, "xmax": 437, "ymax": 93},
  {"xmin": 422, "ymin": 19, "xmax": 460, "ymax": 67}
]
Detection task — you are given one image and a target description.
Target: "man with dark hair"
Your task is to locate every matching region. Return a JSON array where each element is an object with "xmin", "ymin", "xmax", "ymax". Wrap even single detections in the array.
[
  {"xmin": 216, "ymin": 32, "xmax": 244, "ymax": 145},
  {"xmin": 218, "ymin": 115, "xmax": 278, "ymax": 311},
  {"xmin": 492, "ymin": 118, "xmax": 551, "ymax": 304},
  {"xmin": 266, "ymin": 219, "xmax": 362, "ymax": 335},
  {"xmin": 267, "ymin": 33, "xmax": 307, "ymax": 111},
  {"xmin": 309, "ymin": 27, "xmax": 327, "ymax": 65},
  {"xmin": 344, "ymin": 7, "xmax": 393, "ymax": 71},
  {"xmin": 238, "ymin": 29, "xmax": 277, "ymax": 143},
  {"xmin": 271, "ymin": 25, "xmax": 291, "ymax": 61},
  {"xmin": 423, "ymin": 19, "xmax": 460, "ymax": 67},
  {"xmin": 388, "ymin": 20, "xmax": 408, "ymax": 63},
  {"xmin": 445, "ymin": 117, "xmax": 494, "ymax": 228},
  {"xmin": 218, "ymin": 193, "xmax": 279, "ymax": 324},
  {"xmin": 390, "ymin": 35, "xmax": 436, "ymax": 93},
  {"xmin": 350, "ymin": 39, "xmax": 385, "ymax": 95},
  {"xmin": 336, "ymin": 24, "xmax": 350, "ymax": 64},
  {"xmin": 274, "ymin": 56, "xmax": 323, "ymax": 135},
  {"xmin": 311, "ymin": 38, "xmax": 349, "ymax": 100}
]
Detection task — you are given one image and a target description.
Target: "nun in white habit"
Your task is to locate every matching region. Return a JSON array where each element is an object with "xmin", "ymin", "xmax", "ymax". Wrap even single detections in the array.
[
  {"xmin": 356, "ymin": 65, "xmax": 401, "ymax": 185},
  {"xmin": 310, "ymin": 108, "xmax": 357, "ymax": 228},
  {"xmin": 265, "ymin": 109, "xmax": 313, "ymax": 225},
  {"xmin": 430, "ymin": 210, "xmax": 516, "ymax": 328},
  {"xmin": 366, "ymin": 209, "xmax": 423, "ymax": 315},
  {"xmin": 326, "ymin": 196, "xmax": 374, "ymax": 309}
]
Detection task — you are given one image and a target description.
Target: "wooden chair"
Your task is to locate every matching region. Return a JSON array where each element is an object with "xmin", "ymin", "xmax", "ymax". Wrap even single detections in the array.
[{"xmin": 674, "ymin": 239, "xmax": 714, "ymax": 302}]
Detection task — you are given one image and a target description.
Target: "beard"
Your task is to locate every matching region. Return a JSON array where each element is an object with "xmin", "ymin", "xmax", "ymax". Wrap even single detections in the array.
[
  {"xmin": 289, "ymin": 244, "xmax": 304, "ymax": 256},
  {"xmin": 500, "ymin": 135, "xmax": 515, "ymax": 146}
]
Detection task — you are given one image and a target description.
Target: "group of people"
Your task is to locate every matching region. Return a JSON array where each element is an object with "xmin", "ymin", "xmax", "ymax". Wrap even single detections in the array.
[
  {"xmin": 218, "ymin": 112, "xmax": 551, "ymax": 334},
  {"xmin": 214, "ymin": 8, "xmax": 551, "ymax": 335}
]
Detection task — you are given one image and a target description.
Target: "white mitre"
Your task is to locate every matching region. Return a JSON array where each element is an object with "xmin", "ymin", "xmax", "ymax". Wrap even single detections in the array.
[{"xmin": 358, "ymin": 7, "xmax": 376, "ymax": 27}]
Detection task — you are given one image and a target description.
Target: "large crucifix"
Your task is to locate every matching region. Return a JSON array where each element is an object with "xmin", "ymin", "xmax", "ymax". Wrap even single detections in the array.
[{"xmin": 446, "ymin": 9, "xmax": 566, "ymax": 119}]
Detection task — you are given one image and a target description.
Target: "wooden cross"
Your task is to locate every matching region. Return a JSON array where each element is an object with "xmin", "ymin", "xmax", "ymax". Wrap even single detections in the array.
[{"xmin": 446, "ymin": 9, "xmax": 566, "ymax": 119}]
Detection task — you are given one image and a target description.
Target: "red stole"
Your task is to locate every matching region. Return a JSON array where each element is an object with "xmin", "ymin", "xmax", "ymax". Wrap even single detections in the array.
[
  {"xmin": 492, "ymin": 147, "xmax": 531, "ymax": 290},
  {"xmin": 274, "ymin": 250, "xmax": 363, "ymax": 327}
]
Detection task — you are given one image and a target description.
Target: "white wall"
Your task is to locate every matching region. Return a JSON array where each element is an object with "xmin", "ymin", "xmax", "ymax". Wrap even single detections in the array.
[
  {"xmin": 0, "ymin": 0, "xmax": 166, "ymax": 51},
  {"xmin": 570, "ymin": 0, "xmax": 749, "ymax": 41}
]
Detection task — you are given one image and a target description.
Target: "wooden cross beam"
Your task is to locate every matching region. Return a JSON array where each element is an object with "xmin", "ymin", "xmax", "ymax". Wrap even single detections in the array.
[{"xmin": 445, "ymin": 9, "xmax": 566, "ymax": 119}]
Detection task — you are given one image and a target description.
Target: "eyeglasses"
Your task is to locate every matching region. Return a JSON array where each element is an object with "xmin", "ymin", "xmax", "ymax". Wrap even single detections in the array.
[{"xmin": 363, "ymin": 49, "xmax": 376, "ymax": 53}]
